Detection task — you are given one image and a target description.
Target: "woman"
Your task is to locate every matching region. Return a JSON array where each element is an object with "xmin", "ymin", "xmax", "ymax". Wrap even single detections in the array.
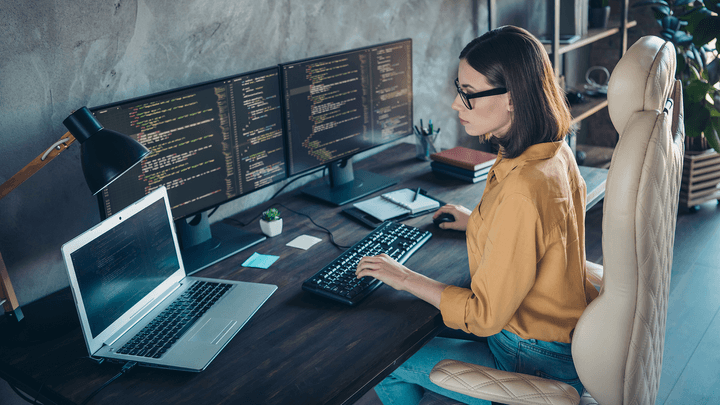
[{"xmin": 356, "ymin": 26, "xmax": 599, "ymax": 405}]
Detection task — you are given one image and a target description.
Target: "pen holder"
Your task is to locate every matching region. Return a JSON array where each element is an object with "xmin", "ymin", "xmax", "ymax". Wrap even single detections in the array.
[{"xmin": 415, "ymin": 132, "xmax": 437, "ymax": 161}]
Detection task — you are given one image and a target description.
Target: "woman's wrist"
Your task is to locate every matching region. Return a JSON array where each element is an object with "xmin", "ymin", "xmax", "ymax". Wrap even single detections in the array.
[{"xmin": 402, "ymin": 270, "xmax": 447, "ymax": 309}]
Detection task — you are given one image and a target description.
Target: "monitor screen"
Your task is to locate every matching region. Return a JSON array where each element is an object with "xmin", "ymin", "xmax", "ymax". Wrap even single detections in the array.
[
  {"xmin": 282, "ymin": 39, "xmax": 413, "ymax": 177},
  {"xmin": 92, "ymin": 67, "xmax": 286, "ymax": 221}
]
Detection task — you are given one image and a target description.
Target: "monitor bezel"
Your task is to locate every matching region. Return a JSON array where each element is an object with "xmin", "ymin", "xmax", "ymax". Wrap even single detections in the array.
[{"xmin": 279, "ymin": 38, "xmax": 414, "ymax": 179}]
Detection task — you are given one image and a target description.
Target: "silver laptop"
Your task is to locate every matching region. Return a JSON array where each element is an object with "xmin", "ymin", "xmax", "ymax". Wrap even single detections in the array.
[{"xmin": 61, "ymin": 186, "xmax": 276, "ymax": 372}]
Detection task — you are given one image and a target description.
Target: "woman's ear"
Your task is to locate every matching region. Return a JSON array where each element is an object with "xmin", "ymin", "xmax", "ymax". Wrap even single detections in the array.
[{"xmin": 506, "ymin": 93, "xmax": 514, "ymax": 112}]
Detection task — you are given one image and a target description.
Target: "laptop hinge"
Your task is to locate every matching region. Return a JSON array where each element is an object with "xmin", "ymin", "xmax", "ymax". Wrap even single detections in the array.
[{"xmin": 103, "ymin": 281, "xmax": 184, "ymax": 347}]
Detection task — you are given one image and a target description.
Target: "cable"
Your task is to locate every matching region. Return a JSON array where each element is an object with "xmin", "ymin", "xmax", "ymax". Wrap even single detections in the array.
[
  {"xmin": 80, "ymin": 361, "xmax": 137, "ymax": 405},
  {"xmin": 206, "ymin": 206, "xmax": 219, "ymax": 218},
  {"xmin": 209, "ymin": 165, "xmax": 326, "ymax": 220},
  {"xmin": 276, "ymin": 203, "xmax": 350, "ymax": 250},
  {"xmin": 270, "ymin": 166, "xmax": 326, "ymax": 200},
  {"xmin": 223, "ymin": 201, "xmax": 349, "ymax": 250},
  {"xmin": 9, "ymin": 383, "xmax": 41, "ymax": 405}
]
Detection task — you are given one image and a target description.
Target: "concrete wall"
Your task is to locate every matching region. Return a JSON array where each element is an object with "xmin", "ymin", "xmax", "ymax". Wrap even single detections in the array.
[{"xmin": 0, "ymin": 0, "xmax": 487, "ymax": 308}]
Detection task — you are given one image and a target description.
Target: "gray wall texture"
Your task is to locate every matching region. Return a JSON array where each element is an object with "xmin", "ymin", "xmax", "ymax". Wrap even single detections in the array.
[{"xmin": 1, "ymin": 0, "xmax": 488, "ymax": 308}]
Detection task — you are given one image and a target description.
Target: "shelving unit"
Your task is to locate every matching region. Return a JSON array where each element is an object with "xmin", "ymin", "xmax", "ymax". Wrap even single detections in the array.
[{"xmin": 488, "ymin": 0, "xmax": 635, "ymax": 151}]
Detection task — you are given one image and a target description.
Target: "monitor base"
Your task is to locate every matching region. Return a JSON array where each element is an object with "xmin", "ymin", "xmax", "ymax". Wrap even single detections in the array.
[
  {"xmin": 302, "ymin": 170, "xmax": 397, "ymax": 206},
  {"xmin": 179, "ymin": 220, "xmax": 266, "ymax": 276}
]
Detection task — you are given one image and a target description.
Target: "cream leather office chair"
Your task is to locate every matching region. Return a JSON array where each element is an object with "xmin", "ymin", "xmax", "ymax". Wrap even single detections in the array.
[{"xmin": 428, "ymin": 36, "xmax": 685, "ymax": 405}]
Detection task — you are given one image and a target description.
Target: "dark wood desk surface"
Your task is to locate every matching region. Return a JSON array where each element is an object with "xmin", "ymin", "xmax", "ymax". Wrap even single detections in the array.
[{"xmin": 0, "ymin": 143, "xmax": 607, "ymax": 405}]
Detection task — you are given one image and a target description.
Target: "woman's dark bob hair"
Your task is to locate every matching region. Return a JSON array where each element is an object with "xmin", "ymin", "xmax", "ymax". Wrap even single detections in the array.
[{"xmin": 460, "ymin": 26, "xmax": 571, "ymax": 159}]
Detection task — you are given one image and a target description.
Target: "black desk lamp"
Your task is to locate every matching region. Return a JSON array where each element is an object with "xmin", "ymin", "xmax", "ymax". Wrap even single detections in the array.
[{"xmin": 0, "ymin": 107, "xmax": 150, "ymax": 322}]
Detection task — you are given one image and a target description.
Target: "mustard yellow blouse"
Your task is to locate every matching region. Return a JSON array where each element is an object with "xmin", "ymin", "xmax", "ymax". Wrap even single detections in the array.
[{"xmin": 440, "ymin": 141, "xmax": 598, "ymax": 344}]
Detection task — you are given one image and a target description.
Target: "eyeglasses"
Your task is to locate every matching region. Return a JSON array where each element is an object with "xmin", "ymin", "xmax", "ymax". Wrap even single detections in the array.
[{"xmin": 454, "ymin": 78, "xmax": 507, "ymax": 110}]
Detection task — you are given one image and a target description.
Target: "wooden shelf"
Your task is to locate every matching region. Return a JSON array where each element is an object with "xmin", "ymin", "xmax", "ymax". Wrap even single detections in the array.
[
  {"xmin": 570, "ymin": 97, "xmax": 608, "ymax": 125},
  {"xmin": 545, "ymin": 20, "xmax": 638, "ymax": 55}
]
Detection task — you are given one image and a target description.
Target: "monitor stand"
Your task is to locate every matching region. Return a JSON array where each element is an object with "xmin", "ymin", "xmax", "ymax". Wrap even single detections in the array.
[
  {"xmin": 176, "ymin": 211, "xmax": 266, "ymax": 275},
  {"xmin": 301, "ymin": 158, "xmax": 397, "ymax": 206}
]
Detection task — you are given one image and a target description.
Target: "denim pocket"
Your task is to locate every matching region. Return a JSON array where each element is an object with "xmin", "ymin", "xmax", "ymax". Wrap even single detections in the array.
[{"xmin": 517, "ymin": 341, "xmax": 582, "ymax": 391}]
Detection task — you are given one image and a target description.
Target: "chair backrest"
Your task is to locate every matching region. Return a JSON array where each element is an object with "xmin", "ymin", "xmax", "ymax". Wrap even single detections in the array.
[{"xmin": 571, "ymin": 36, "xmax": 685, "ymax": 405}]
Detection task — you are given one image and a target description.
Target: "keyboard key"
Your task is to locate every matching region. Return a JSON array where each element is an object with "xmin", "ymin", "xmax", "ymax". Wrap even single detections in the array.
[
  {"xmin": 117, "ymin": 281, "xmax": 233, "ymax": 358},
  {"xmin": 301, "ymin": 221, "xmax": 431, "ymax": 305}
]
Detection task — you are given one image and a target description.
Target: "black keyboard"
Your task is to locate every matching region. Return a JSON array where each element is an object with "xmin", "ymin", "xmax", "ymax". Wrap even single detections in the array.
[
  {"xmin": 117, "ymin": 281, "xmax": 232, "ymax": 358},
  {"xmin": 302, "ymin": 221, "xmax": 431, "ymax": 305}
]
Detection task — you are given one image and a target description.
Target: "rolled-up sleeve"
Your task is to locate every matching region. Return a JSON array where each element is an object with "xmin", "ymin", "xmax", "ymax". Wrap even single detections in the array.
[{"xmin": 440, "ymin": 194, "xmax": 542, "ymax": 336}]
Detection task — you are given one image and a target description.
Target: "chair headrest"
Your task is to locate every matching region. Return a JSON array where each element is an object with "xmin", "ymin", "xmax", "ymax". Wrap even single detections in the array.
[{"xmin": 607, "ymin": 36, "xmax": 676, "ymax": 136}]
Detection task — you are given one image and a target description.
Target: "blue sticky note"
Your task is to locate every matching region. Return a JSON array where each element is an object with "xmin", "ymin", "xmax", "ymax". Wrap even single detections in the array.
[{"xmin": 241, "ymin": 252, "xmax": 279, "ymax": 269}]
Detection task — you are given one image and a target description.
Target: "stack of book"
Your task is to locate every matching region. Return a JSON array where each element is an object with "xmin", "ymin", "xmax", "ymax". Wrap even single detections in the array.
[{"xmin": 430, "ymin": 146, "xmax": 497, "ymax": 183}]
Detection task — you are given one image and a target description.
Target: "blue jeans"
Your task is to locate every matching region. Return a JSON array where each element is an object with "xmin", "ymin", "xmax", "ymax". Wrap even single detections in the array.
[{"xmin": 374, "ymin": 329, "xmax": 583, "ymax": 405}]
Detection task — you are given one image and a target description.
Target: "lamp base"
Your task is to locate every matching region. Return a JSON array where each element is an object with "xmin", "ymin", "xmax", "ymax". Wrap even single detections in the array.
[{"xmin": 3, "ymin": 307, "xmax": 24, "ymax": 322}]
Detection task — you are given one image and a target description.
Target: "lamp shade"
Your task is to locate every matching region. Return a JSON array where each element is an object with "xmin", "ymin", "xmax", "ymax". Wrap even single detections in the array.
[{"xmin": 63, "ymin": 107, "xmax": 150, "ymax": 195}]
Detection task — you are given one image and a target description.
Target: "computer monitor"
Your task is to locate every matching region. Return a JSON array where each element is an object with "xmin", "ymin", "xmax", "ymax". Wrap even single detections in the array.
[
  {"xmin": 281, "ymin": 38, "xmax": 413, "ymax": 205},
  {"xmin": 91, "ymin": 67, "xmax": 286, "ymax": 274}
]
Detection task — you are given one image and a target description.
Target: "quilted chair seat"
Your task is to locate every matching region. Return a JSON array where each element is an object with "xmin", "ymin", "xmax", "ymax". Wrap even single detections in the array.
[{"xmin": 429, "ymin": 35, "xmax": 685, "ymax": 405}]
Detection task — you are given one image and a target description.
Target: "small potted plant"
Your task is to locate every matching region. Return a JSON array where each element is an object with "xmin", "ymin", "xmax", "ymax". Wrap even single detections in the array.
[
  {"xmin": 260, "ymin": 208, "xmax": 282, "ymax": 237},
  {"xmin": 589, "ymin": 0, "xmax": 611, "ymax": 29}
]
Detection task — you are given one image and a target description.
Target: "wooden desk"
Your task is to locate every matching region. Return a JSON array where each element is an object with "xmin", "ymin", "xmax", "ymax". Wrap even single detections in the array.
[{"xmin": 0, "ymin": 143, "xmax": 606, "ymax": 405}]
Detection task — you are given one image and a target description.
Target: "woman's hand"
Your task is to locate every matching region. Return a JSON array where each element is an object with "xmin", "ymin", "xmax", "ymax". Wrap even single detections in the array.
[
  {"xmin": 356, "ymin": 254, "xmax": 413, "ymax": 292},
  {"xmin": 432, "ymin": 204, "xmax": 472, "ymax": 231},
  {"xmin": 356, "ymin": 254, "xmax": 447, "ymax": 309}
]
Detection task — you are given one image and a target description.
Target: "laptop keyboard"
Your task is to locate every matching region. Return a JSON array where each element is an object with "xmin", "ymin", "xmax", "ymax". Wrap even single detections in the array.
[{"xmin": 116, "ymin": 281, "xmax": 232, "ymax": 359}]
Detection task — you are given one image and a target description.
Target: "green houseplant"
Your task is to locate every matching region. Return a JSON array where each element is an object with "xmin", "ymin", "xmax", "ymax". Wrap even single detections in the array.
[
  {"xmin": 635, "ymin": 0, "xmax": 720, "ymax": 210},
  {"xmin": 634, "ymin": 0, "xmax": 720, "ymax": 153},
  {"xmin": 260, "ymin": 208, "xmax": 282, "ymax": 237}
]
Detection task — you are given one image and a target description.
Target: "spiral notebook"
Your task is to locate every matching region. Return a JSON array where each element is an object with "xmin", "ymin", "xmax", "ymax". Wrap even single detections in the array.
[{"xmin": 353, "ymin": 188, "xmax": 440, "ymax": 221}]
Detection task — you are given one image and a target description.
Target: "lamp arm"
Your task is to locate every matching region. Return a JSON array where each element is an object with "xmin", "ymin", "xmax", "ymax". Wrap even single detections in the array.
[
  {"xmin": 0, "ymin": 132, "xmax": 76, "ymax": 200},
  {"xmin": 0, "ymin": 131, "xmax": 76, "ymax": 320},
  {"xmin": 0, "ymin": 253, "xmax": 21, "ymax": 318}
]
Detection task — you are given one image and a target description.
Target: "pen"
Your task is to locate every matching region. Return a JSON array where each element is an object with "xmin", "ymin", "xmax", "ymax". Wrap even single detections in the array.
[
  {"xmin": 428, "ymin": 119, "xmax": 433, "ymax": 135},
  {"xmin": 420, "ymin": 119, "xmax": 424, "ymax": 134},
  {"xmin": 413, "ymin": 187, "xmax": 421, "ymax": 202}
]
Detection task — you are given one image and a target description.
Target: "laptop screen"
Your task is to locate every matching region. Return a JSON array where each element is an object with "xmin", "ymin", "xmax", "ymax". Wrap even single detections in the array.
[{"xmin": 70, "ymin": 198, "xmax": 180, "ymax": 338}]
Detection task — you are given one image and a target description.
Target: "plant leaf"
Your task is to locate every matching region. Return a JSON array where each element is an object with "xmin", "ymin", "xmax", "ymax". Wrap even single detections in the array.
[
  {"xmin": 675, "ymin": 0, "xmax": 696, "ymax": 6},
  {"xmin": 674, "ymin": 30, "xmax": 694, "ymax": 45},
  {"xmin": 677, "ymin": 50, "xmax": 688, "ymax": 77},
  {"xmin": 678, "ymin": 5, "xmax": 711, "ymax": 33},
  {"xmin": 653, "ymin": 5, "xmax": 672, "ymax": 18},
  {"xmin": 632, "ymin": 0, "xmax": 670, "ymax": 8},
  {"xmin": 686, "ymin": 77, "xmax": 712, "ymax": 102},
  {"xmin": 685, "ymin": 101, "xmax": 709, "ymax": 138},
  {"xmin": 692, "ymin": 15, "xmax": 720, "ymax": 47},
  {"xmin": 708, "ymin": 58, "xmax": 720, "ymax": 86},
  {"xmin": 706, "ymin": 120, "xmax": 720, "ymax": 153},
  {"xmin": 693, "ymin": 45, "xmax": 707, "ymax": 71},
  {"xmin": 706, "ymin": 0, "xmax": 720, "ymax": 14}
]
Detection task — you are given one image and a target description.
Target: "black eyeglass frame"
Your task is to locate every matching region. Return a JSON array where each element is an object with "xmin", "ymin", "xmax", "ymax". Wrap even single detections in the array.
[{"xmin": 454, "ymin": 78, "xmax": 507, "ymax": 110}]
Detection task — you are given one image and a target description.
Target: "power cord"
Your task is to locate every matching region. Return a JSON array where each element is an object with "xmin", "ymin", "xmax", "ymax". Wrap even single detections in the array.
[
  {"xmin": 223, "ymin": 201, "xmax": 350, "ymax": 250},
  {"xmin": 206, "ymin": 166, "xmax": 326, "ymax": 219},
  {"xmin": 276, "ymin": 203, "xmax": 350, "ymax": 249},
  {"xmin": 271, "ymin": 167, "xmax": 326, "ymax": 200},
  {"xmin": 8, "ymin": 383, "xmax": 41, "ymax": 405},
  {"xmin": 80, "ymin": 361, "xmax": 137, "ymax": 405}
]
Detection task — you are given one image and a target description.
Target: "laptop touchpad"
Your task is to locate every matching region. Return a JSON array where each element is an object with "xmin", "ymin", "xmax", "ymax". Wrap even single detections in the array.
[{"xmin": 189, "ymin": 318, "xmax": 237, "ymax": 345}]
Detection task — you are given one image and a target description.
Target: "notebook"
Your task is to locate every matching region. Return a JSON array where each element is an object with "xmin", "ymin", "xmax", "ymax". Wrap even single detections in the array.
[
  {"xmin": 430, "ymin": 146, "xmax": 497, "ymax": 171},
  {"xmin": 61, "ymin": 186, "xmax": 276, "ymax": 372},
  {"xmin": 430, "ymin": 161, "xmax": 491, "ymax": 177},
  {"xmin": 431, "ymin": 164, "xmax": 488, "ymax": 183},
  {"xmin": 353, "ymin": 188, "xmax": 440, "ymax": 221}
]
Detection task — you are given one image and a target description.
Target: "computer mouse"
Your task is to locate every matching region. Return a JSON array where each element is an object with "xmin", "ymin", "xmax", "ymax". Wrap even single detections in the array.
[{"xmin": 433, "ymin": 212, "xmax": 455, "ymax": 227}]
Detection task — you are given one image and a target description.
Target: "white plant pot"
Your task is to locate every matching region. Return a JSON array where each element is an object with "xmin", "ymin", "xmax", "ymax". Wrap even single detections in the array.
[{"xmin": 260, "ymin": 218, "xmax": 282, "ymax": 237}]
